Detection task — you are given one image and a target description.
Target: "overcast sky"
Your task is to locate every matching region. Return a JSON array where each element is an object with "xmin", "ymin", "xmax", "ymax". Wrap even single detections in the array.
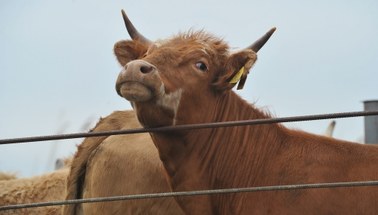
[{"xmin": 1, "ymin": 0, "xmax": 377, "ymax": 177}]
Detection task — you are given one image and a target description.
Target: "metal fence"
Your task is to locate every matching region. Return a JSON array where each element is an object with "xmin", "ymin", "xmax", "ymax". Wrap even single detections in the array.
[{"xmin": 1, "ymin": 110, "xmax": 378, "ymax": 212}]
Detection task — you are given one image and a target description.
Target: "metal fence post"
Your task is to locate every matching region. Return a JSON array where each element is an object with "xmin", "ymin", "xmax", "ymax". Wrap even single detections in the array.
[{"xmin": 364, "ymin": 100, "xmax": 378, "ymax": 144}]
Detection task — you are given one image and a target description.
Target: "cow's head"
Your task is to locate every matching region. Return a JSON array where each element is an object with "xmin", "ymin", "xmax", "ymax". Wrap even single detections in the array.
[{"xmin": 115, "ymin": 10, "xmax": 275, "ymax": 127}]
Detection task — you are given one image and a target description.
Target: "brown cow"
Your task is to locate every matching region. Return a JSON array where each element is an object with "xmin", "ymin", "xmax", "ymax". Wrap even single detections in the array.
[
  {"xmin": 0, "ymin": 172, "xmax": 17, "ymax": 181},
  {"xmin": 114, "ymin": 10, "xmax": 378, "ymax": 214},
  {"xmin": 0, "ymin": 168, "xmax": 68, "ymax": 215},
  {"xmin": 63, "ymin": 110, "xmax": 183, "ymax": 215}
]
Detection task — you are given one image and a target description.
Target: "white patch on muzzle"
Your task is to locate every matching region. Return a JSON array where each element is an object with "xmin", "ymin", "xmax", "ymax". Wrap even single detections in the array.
[{"xmin": 156, "ymin": 85, "xmax": 183, "ymax": 125}]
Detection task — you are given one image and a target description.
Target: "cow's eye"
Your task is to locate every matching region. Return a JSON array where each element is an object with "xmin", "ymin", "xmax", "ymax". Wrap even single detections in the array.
[{"xmin": 195, "ymin": 61, "xmax": 208, "ymax": 72}]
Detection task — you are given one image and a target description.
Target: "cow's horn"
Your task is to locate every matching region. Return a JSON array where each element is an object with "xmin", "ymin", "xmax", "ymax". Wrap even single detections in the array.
[
  {"xmin": 236, "ymin": 27, "xmax": 276, "ymax": 90},
  {"xmin": 121, "ymin": 9, "xmax": 152, "ymax": 45},
  {"xmin": 248, "ymin": 27, "xmax": 276, "ymax": 52}
]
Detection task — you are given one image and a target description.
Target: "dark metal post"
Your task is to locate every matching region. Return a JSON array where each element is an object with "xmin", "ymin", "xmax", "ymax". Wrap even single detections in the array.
[{"xmin": 364, "ymin": 100, "xmax": 378, "ymax": 144}]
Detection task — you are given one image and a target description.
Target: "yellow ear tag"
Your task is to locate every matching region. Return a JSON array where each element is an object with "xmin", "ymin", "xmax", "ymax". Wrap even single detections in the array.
[{"xmin": 229, "ymin": 66, "xmax": 245, "ymax": 84}]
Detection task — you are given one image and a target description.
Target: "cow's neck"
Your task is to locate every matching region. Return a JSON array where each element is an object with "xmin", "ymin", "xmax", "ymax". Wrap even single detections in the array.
[
  {"xmin": 151, "ymin": 91, "xmax": 285, "ymax": 189},
  {"xmin": 203, "ymin": 91, "xmax": 285, "ymax": 187}
]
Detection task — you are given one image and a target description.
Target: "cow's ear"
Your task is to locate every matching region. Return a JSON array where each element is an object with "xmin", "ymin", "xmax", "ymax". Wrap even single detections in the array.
[
  {"xmin": 213, "ymin": 49, "xmax": 257, "ymax": 91},
  {"xmin": 114, "ymin": 40, "xmax": 148, "ymax": 66}
]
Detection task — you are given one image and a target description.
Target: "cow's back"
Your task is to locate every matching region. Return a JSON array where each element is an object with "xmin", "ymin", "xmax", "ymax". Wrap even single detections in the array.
[
  {"xmin": 63, "ymin": 110, "xmax": 183, "ymax": 215},
  {"xmin": 0, "ymin": 168, "xmax": 68, "ymax": 215},
  {"xmin": 82, "ymin": 134, "xmax": 182, "ymax": 214}
]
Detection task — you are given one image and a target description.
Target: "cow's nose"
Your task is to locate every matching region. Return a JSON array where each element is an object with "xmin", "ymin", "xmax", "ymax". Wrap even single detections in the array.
[
  {"xmin": 116, "ymin": 59, "xmax": 160, "ymax": 103},
  {"xmin": 126, "ymin": 60, "xmax": 157, "ymax": 74}
]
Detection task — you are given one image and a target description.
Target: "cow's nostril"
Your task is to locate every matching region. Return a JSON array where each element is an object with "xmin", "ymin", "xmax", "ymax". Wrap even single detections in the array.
[{"xmin": 140, "ymin": 65, "xmax": 154, "ymax": 74}]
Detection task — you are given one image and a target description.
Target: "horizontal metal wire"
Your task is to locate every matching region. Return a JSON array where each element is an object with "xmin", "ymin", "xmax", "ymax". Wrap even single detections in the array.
[
  {"xmin": 1, "ymin": 110, "xmax": 378, "ymax": 145},
  {"xmin": 1, "ymin": 180, "xmax": 378, "ymax": 211},
  {"xmin": 1, "ymin": 111, "xmax": 378, "ymax": 211}
]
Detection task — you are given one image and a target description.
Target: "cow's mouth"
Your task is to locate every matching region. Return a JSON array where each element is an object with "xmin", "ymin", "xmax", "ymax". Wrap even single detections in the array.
[{"xmin": 117, "ymin": 81, "xmax": 153, "ymax": 102}]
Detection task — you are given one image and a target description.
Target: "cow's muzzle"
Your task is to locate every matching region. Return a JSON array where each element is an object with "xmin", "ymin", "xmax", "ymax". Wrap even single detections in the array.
[{"xmin": 116, "ymin": 60, "xmax": 163, "ymax": 102}]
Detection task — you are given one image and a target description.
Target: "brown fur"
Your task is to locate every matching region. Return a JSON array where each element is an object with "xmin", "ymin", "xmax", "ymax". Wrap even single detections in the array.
[
  {"xmin": 63, "ymin": 110, "xmax": 183, "ymax": 215},
  {"xmin": 115, "ymin": 28, "xmax": 378, "ymax": 214},
  {"xmin": 0, "ymin": 172, "xmax": 17, "ymax": 181},
  {"xmin": 0, "ymin": 168, "xmax": 68, "ymax": 215}
]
